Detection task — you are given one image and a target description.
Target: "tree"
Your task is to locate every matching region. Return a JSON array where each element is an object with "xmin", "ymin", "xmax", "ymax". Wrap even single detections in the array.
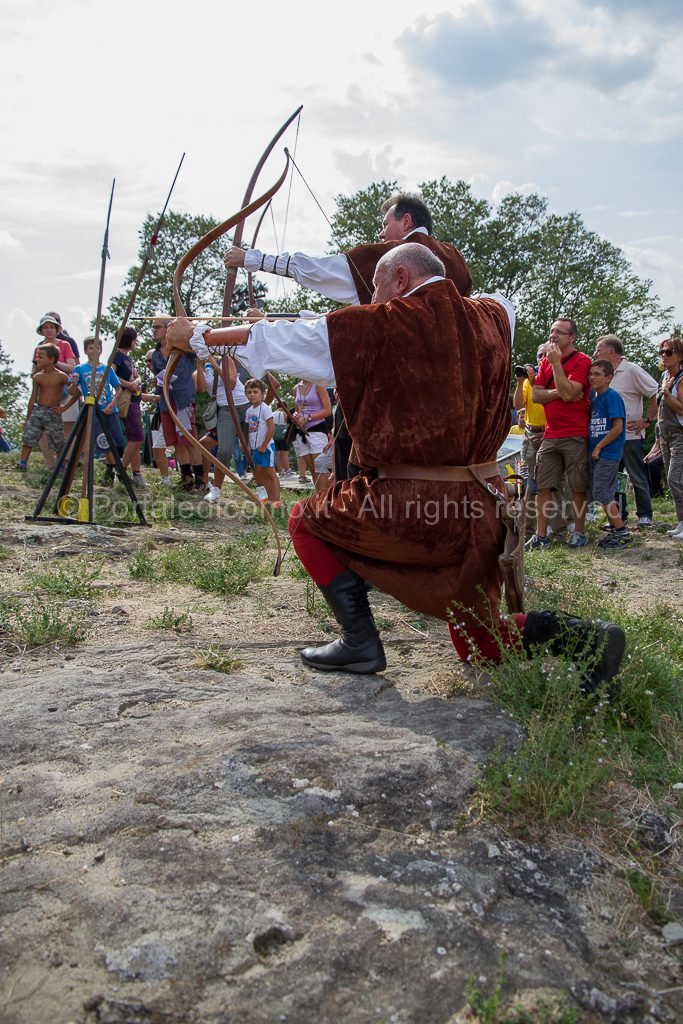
[
  {"xmin": 328, "ymin": 180, "xmax": 398, "ymax": 251},
  {"xmin": 100, "ymin": 211, "xmax": 266, "ymax": 351},
  {"xmin": 0, "ymin": 341, "xmax": 28, "ymax": 445},
  {"xmin": 324, "ymin": 179, "xmax": 675, "ymax": 372}
]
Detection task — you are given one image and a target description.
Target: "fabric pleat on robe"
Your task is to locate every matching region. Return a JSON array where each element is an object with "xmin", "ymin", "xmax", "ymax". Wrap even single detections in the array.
[
  {"xmin": 346, "ymin": 235, "xmax": 472, "ymax": 303},
  {"xmin": 299, "ymin": 279, "xmax": 512, "ymax": 623}
]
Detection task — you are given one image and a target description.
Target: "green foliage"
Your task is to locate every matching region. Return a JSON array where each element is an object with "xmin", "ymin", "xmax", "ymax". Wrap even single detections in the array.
[
  {"xmin": 326, "ymin": 180, "xmax": 674, "ymax": 372},
  {"xmin": 129, "ymin": 535, "xmax": 269, "ymax": 595},
  {"xmin": 471, "ymin": 554, "xmax": 682, "ymax": 827},
  {"xmin": 194, "ymin": 644, "xmax": 244, "ymax": 673},
  {"xmin": 329, "ymin": 179, "xmax": 398, "ymax": 250},
  {"xmin": 0, "ymin": 340, "xmax": 29, "ymax": 445},
  {"xmin": 0, "ymin": 594, "xmax": 90, "ymax": 648},
  {"xmin": 144, "ymin": 607, "xmax": 194, "ymax": 633},
  {"xmin": 29, "ymin": 557, "xmax": 105, "ymax": 600},
  {"xmin": 0, "ymin": 544, "xmax": 10, "ymax": 560},
  {"xmin": 464, "ymin": 953, "xmax": 578, "ymax": 1023},
  {"xmin": 620, "ymin": 869, "xmax": 672, "ymax": 926}
]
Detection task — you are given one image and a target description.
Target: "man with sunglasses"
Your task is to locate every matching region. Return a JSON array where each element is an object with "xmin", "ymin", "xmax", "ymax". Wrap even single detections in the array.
[{"xmin": 527, "ymin": 318, "xmax": 592, "ymax": 550}]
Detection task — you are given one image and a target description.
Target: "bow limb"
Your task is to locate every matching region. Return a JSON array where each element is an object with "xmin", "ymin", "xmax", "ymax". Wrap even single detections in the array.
[
  {"xmin": 162, "ymin": 350, "xmax": 283, "ymax": 576},
  {"xmin": 172, "ymin": 151, "xmax": 291, "ymax": 318},
  {"xmin": 223, "ymin": 105, "xmax": 302, "ymax": 318}
]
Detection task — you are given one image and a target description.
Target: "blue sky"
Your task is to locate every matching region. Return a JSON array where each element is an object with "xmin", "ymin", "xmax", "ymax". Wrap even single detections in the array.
[{"xmin": 0, "ymin": 0, "xmax": 681, "ymax": 376}]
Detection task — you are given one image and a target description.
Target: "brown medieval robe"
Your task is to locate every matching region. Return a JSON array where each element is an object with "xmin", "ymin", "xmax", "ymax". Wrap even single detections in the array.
[
  {"xmin": 300, "ymin": 279, "xmax": 511, "ymax": 623},
  {"xmin": 346, "ymin": 234, "xmax": 472, "ymax": 303}
]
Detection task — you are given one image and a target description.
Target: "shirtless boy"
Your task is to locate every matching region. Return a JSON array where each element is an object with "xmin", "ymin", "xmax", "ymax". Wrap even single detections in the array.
[{"xmin": 18, "ymin": 344, "xmax": 69, "ymax": 470}]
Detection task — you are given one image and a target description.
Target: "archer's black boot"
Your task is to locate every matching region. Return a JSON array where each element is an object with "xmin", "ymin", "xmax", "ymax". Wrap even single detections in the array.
[
  {"xmin": 300, "ymin": 569, "xmax": 387, "ymax": 675},
  {"xmin": 522, "ymin": 610, "xmax": 625, "ymax": 695}
]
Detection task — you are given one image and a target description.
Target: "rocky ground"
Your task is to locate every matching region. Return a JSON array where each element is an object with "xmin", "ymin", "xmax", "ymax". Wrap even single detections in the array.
[{"xmin": 0, "ymin": 466, "xmax": 681, "ymax": 1024}]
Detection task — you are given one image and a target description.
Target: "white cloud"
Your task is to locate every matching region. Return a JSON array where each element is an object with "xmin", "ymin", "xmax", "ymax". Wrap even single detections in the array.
[
  {"xmin": 0, "ymin": 230, "xmax": 21, "ymax": 251},
  {"xmin": 492, "ymin": 180, "xmax": 543, "ymax": 204}
]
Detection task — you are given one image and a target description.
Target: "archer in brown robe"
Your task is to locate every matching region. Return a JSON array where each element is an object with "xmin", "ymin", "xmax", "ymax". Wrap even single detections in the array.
[
  {"xmin": 169, "ymin": 244, "xmax": 625, "ymax": 690},
  {"xmin": 297, "ymin": 276, "xmax": 511, "ymax": 623}
]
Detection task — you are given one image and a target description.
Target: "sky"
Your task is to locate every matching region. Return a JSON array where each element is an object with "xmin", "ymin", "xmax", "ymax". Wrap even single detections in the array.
[{"xmin": 1, "ymin": 0, "xmax": 681, "ymax": 378}]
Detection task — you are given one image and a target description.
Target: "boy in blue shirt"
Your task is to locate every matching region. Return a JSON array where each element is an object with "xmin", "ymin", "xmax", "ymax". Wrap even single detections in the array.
[
  {"xmin": 64, "ymin": 336, "xmax": 126, "ymax": 483},
  {"xmin": 589, "ymin": 359, "xmax": 631, "ymax": 548}
]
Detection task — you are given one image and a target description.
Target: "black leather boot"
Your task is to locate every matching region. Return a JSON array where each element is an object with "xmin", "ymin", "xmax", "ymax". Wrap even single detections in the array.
[
  {"xmin": 522, "ymin": 610, "xmax": 625, "ymax": 695},
  {"xmin": 300, "ymin": 569, "xmax": 387, "ymax": 674}
]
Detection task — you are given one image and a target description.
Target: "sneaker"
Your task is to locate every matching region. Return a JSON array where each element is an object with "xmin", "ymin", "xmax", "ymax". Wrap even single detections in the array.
[
  {"xmin": 598, "ymin": 529, "xmax": 634, "ymax": 549},
  {"xmin": 159, "ymin": 476, "xmax": 172, "ymax": 487},
  {"xmin": 525, "ymin": 534, "xmax": 551, "ymax": 551},
  {"xmin": 298, "ymin": 475, "xmax": 307, "ymax": 484},
  {"xmin": 601, "ymin": 524, "xmax": 614, "ymax": 532},
  {"xmin": 637, "ymin": 516, "xmax": 653, "ymax": 528},
  {"xmin": 666, "ymin": 521, "xmax": 683, "ymax": 537},
  {"xmin": 203, "ymin": 485, "xmax": 221, "ymax": 504},
  {"xmin": 16, "ymin": 461, "xmax": 27, "ymax": 472},
  {"xmin": 132, "ymin": 472, "xmax": 147, "ymax": 489},
  {"xmin": 585, "ymin": 504, "xmax": 599, "ymax": 523},
  {"xmin": 567, "ymin": 531, "xmax": 588, "ymax": 549}
]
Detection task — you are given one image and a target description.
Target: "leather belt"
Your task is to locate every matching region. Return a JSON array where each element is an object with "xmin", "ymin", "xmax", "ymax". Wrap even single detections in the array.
[
  {"xmin": 376, "ymin": 461, "xmax": 500, "ymax": 482},
  {"xmin": 524, "ymin": 425, "xmax": 545, "ymax": 433}
]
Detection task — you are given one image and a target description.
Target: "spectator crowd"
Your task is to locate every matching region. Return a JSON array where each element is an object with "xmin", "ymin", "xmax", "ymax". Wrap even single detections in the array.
[{"xmin": 7, "ymin": 309, "xmax": 683, "ymax": 548}]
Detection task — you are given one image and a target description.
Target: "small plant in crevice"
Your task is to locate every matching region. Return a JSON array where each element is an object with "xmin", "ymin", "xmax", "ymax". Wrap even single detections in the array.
[
  {"xmin": 194, "ymin": 645, "xmax": 244, "ymax": 674},
  {"xmin": 144, "ymin": 608, "xmax": 194, "ymax": 634}
]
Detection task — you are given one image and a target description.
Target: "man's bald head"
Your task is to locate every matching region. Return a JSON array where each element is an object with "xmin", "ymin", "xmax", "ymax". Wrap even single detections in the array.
[{"xmin": 372, "ymin": 243, "xmax": 445, "ymax": 303}]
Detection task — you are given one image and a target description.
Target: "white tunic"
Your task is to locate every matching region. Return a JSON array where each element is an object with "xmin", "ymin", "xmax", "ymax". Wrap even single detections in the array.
[{"xmin": 189, "ymin": 281, "xmax": 515, "ymax": 389}]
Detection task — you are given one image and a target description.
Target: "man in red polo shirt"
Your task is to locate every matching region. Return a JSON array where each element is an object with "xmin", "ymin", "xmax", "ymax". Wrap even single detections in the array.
[{"xmin": 526, "ymin": 318, "xmax": 592, "ymax": 550}]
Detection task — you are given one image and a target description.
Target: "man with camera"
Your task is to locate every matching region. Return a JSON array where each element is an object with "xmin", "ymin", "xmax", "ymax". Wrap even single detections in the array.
[
  {"xmin": 526, "ymin": 319, "xmax": 592, "ymax": 550},
  {"xmin": 513, "ymin": 345, "xmax": 568, "ymax": 537}
]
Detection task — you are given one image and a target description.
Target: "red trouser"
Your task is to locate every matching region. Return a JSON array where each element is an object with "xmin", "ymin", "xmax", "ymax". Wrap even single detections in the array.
[{"xmin": 289, "ymin": 501, "xmax": 526, "ymax": 662}]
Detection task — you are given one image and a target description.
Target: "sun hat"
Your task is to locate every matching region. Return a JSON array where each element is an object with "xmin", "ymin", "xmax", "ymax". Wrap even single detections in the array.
[{"xmin": 36, "ymin": 314, "xmax": 60, "ymax": 334}]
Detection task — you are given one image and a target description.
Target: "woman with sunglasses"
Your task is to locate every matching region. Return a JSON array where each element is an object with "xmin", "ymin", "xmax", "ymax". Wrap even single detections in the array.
[{"xmin": 655, "ymin": 336, "xmax": 683, "ymax": 539}]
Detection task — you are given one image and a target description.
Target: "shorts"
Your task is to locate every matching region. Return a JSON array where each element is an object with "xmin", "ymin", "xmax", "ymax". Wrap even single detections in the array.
[
  {"xmin": 589, "ymin": 457, "xmax": 619, "ymax": 505},
  {"xmin": 252, "ymin": 444, "xmax": 276, "ymax": 468},
  {"xmin": 535, "ymin": 436, "xmax": 588, "ymax": 493},
  {"xmin": 61, "ymin": 400, "xmax": 79, "ymax": 423},
  {"xmin": 121, "ymin": 401, "xmax": 143, "ymax": 443},
  {"xmin": 95, "ymin": 408, "xmax": 125, "ymax": 452},
  {"xmin": 314, "ymin": 448, "xmax": 333, "ymax": 473},
  {"xmin": 274, "ymin": 437, "xmax": 290, "ymax": 452},
  {"xmin": 293, "ymin": 430, "xmax": 328, "ymax": 458},
  {"xmin": 161, "ymin": 407, "xmax": 193, "ymax": 448},
  {"xmin": 151, "ymin": 429, "xmax": 167, "ymax": 450},
  {"xmin": 23, "ymin": 406, "xmax": 64, "ymax": 453},
  {"xmin": 521, "ymin": 430, "xmax": 544, "ymax": 486}
]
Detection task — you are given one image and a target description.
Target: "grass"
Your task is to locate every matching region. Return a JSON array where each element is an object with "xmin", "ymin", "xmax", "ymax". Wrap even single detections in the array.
[
  {"xmin": 304, "ymin": 577, "xmax": 335, "ymax": 632},
  {"xmin": 129, "ymin": 534, "xmax": 270, "ymax": 596},
  {"xmin": 0, "ymin": 545, "xmax": 10, "ymax": 560},
  {"xmin": 464, "ymin": 954, "xmax": 579, "ymax": 1023},
  {"xmin": 458, "ymin": 543, "xmax": 682, "ymax": 928},
  {"xmin": 0, "ymin": 593, "xmax": 90, "ymax": 649},
  {"xmin": 472, "ymin": 557, "xmax": 683, "ymax": 824},
  {"xmin": 29, "ymin": 557, "xmax": 105, "ymax": 600},
  {"xmin": 194, "ymin": 644, "xmax": 244, "ymax": 673},
  {"xmin": 620, "ymin": 868, "xmax": 672, "ymax": 926},
  {"xmin": 144, "ymin": 607, "xmax": 194, "ymax": 633}
]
